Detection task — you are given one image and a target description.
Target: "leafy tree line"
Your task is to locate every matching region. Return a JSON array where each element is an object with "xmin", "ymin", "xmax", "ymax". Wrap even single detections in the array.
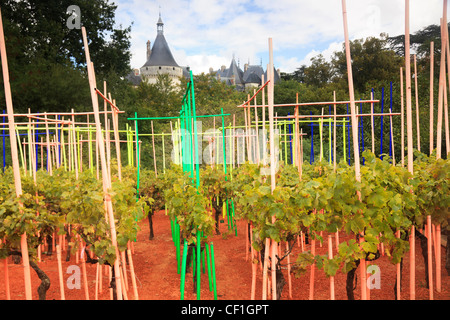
[{"xmin": 279, "ymin": 24, "xmax": 450, "ymax": 163}]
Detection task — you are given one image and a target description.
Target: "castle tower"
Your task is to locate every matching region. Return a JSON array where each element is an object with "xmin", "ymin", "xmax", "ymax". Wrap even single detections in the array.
[{"xmin": 140, "ymin": 13, "xmax": 183, "ymax": 85}]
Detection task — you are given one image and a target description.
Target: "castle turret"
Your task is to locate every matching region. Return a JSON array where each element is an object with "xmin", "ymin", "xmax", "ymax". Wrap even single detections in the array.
[{"xmin": 140, "ymin": 13, "xmax": 183, "ymax": 85}]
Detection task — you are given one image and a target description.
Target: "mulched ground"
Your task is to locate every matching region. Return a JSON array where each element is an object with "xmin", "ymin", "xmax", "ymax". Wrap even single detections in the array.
[{"xmin": 1, "ymin": 209, "xmax": 449, "ymax": 300}]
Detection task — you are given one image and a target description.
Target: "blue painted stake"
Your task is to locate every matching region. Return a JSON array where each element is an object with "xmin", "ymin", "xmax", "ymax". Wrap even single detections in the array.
[
  {"xmin": 36, "ymin": 114, "xmax": 39, "ymax": 171},
  {"xmin": 288, "ymin": 113, "xmax": 293, "ymax": 164}
]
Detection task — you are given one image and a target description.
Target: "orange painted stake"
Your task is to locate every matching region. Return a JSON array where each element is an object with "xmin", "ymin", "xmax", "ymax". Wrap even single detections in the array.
[
  {"xmin": 250, "ymin": 225, "xmax": 256, "ymax": 300},
  {"xmin": 95, "ymin": 263, "xmax": 100, "ymax": 300},
  {"xmin": 286, "ymin": 241, "xmax": 292, "ymax": 299},
  {"xmin": 427, "ymin": 216, "xmax": 434, "ymax": 299},
  {"xmin": 410, "ymin": 225, "xmax": 416, "ymax": 300},
  {"xmin": 328, "ymin": 235, "xmax": 335, "ymax": 300},
  {"xmin": 396, "ymin": 230, "xmax": 401, "ymax": 300},
  {"xmin": 4, "ymin": 258, "xmax": 10, "ymax": 300},
  {"xmin": 81, "ymin": 246, "xmax": 89, "ymax": 300},
  {"xmin": 246, "ymin": 223, "xmax": 249, "ymax": 262},
  {"xmin": 309, "ymin": 234, "xmax": 316, "ymax": 300},
  {"xmin": 436, "ymin": 224, "xmax": 441, "ymax": 292}
]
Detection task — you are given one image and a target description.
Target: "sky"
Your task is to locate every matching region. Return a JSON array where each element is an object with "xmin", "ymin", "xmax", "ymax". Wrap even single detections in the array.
[{"xmin": 113, "ymin": 0, "xmax": 448, "ymax": 75}]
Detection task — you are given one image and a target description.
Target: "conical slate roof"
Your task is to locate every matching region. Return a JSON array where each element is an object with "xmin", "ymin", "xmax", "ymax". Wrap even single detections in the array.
[
  {"xmin": 225, "ymin": 58, "xmax": 244, "ymax": 85},
  {"xmin": 142, "ymin": 16, "xmax": 179, "ymax": 68}
]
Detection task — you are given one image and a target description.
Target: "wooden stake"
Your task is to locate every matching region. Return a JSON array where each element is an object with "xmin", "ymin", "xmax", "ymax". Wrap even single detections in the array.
[
  {"xmin": 437, "ymin": 18, "xmax": 446, "ymax": 159},
  {"xmin": 342, "ymin": 0, "xmax": 365, "ymax": 300},
  {"xmin": 427, "ymin": 216, "xmax": 434, "ymax": 299},
  {"xmin": 82, "ymin": 26, "xmax": 123, "ymax": 299},
  {"xmin": 4, "ymin": 258, "xmax": 10, "ymax": 300},
  {"xmin": 286, "ymin": 241, "xmax": 292, "ymax": 299},
  {"xmin": 414, "ymin": 55, "xmax": 421, "ymax": 151},
  {"xmin": 127, "ymin": 244, "xmax": 139, "ymax": 300},
  {"xmin": 250, "ymin": 225, "xmax": 256, "ymax": 300},
  {"xmin": 328, "ymin": 235, "xmax": 335, "ymax": 300},
  {"xmin": 151, "ymin": 120, "xmax": 158, "ymax": 177},
  {"xmin": 430, "ymin": 42, "xmax": 435, "ymax": 155},
  {"xmin": 268, "ymin": 38, "xmax": 277, "ymax": 301},
  {"xmin": 56, "ymin": 244, "xmax": 65, "ymax": 300},
  {"xmin": 0, "ymin": 7, "xmax": 33, "ymax": 300}
]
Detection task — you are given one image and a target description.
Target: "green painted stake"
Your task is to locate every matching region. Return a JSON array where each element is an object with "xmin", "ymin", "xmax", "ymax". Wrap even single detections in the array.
[
  {"xmin": 206, "ymin": 243, "xmax": 213, "ymax": 291},
  {"xmin": 210, "ymin": 242, "xmax": 217, "ymax": 300},
  {"xmin": 196, "ymin": 231, "xmax": 201, "ymax": 299},
  {"xmin": 180, "ymin": 239, "xmax": 188, "ymax": 300}
]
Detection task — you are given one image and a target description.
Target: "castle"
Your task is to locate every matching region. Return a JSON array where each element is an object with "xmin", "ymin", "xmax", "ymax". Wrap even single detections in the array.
[
  {"xmin": 126, "ymin": 14, "xmax": 190, "ymax": 86},
  {"xmin": 209, "ymin": 57, "xmax": 281, "ymax": 91},
  {"xmin": 127, "ymin": 14, "xmax": 281, "ymax": 90}
]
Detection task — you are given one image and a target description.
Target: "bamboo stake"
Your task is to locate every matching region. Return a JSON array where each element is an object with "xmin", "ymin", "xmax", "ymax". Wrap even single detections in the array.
[
  {"xmin": 250, "ymin": 225, "xmax": 256, "ymax": 300},
  {"xmin": 430, "ymin": 42, "xmax": 435, "ymax": 155},
  {"xmin": 4, "ymin": 257, "xmax": 10, "ymax": 300},
  {"xmin": 0, "ymin": 7, "xmax": 33, "ymax": 300},
  {"xmin": 268, "ymin": 38, "xmax": 277, "ymax": 301},
  {"xmin": 121, "ymin": 250, "xmax": 129, "ymax": 292},
  {"xmin": 400, "ymin": 68, "xmax": 405, "ymax": 167},
  {"xmin": 404, "ymin": 0, "xmax": 416, "ymax": 300},
  {"xmin": 437, "ymin": 18, "xmax": 446, "ymax": 160},
  {"xmin": 328, "ymin": 235, "xmax": 335, "ymax": 300},
  {"xmin": 396, "ymin": 230, "xmax": 401, "ymax": 300},
  {"xmin": 414, "ymin": 55, "xmax": 421, "ymax": 151},
  {"xmin": 342, "ymin": 0, "xmax": 366, "ymax": 300},
  {"xmin": 82, "ymin": 26, "xmax": 123, "ymax": 299},
  {"xmin": 426, "ymin": 216, "xmax": 434, "ymax": 299},
  {"xmin": 261, "ymin": 237, "xmax": 271, "ymax": 300},
  {"xmin": 127, "ymin": 243, "xmax": 139, "ymax": 300},
  {"xmin": 286, "ymin": 240, "xmax": 292, "ymax": 299},
  {"xmin": 445, "ymin": 11, "xmax": 450, "ymax": 157},
  {"xmin": 254, "ymin": 89, "xmax": 260, "ymax": 164},
  {"xmin": 81, "ymin": 246, "xmax": 89, "ymax": 300},
  {"xmin": 151, "ymin": 120, "xmax": 158, "ymax": 176},
  {"xmin": 56, "ymin": 244, "xmax": 65, "ymax": 300},
  {"xmin": 436, "ymin": 224, "xmax": 441, "ymax": 292}
]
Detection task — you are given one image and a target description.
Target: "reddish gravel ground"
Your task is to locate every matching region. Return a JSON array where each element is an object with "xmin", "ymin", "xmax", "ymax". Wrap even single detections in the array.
[{"xmin": 1, "ymin": 209, "xmax": 449, "ymax": 301}]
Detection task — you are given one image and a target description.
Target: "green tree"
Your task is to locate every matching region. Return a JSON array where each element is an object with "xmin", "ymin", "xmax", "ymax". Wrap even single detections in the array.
[
  {"xmin": 331, "ymin": 35, "xmax": 404, "ymax": 93},
  {"xmin": 0, "ymin": 0, "xmax": 132, "ymax": 113}
]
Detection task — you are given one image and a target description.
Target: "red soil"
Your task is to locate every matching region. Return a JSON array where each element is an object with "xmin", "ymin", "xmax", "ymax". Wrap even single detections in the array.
[{"xmin": 1, "ymin": 209, "xmax": 449, "ymax": 300}]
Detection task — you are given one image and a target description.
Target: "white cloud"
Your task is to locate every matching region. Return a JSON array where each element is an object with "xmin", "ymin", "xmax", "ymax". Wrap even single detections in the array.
[{"xmin": 115, "ymin": 0, "xmax": 447, "ymax": 75}]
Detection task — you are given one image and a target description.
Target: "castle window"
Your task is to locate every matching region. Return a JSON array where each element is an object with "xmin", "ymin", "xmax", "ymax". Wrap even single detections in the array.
[
  {"xmin": 173, "ymin": 67, "xmax": 175, "ymax": 70},
  {"xmin": 159, "ymin": 66, "xmax": 162, "ymax": 70}
]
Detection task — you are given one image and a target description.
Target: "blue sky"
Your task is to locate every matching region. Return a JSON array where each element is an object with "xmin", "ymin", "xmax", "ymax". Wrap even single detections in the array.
[{"xmin": 113, "ymin": 0, "xmax": 447, "ymax": 74}]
